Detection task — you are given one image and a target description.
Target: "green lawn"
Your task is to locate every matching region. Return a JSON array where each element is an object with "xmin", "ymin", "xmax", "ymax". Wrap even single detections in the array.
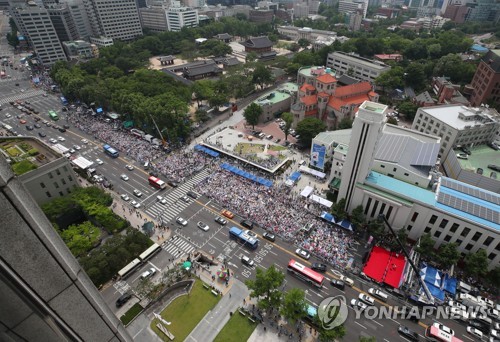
[
  {"xmin": 268, "ymin": 145, "xmax": 286, "ymax": 152},
  {"xmin": 12, "ymin": 160, "xmax": 37, "ymax": 175},
  {"xmin": 235, "ymin": 142, "xmax": 265, "ymax": 154},
  {"xmin": 214, "ymin": 311, "xmax": 258, "ymax": 342},
  {"xmin": 120, "ymin": 303, "xmax": 143, "ymax": 325},
  {"xmin": 6, "ymin": 146, "xmax": 22, "ymax": 157},
  {"xmin": 151, "ymin": 280, "xmax": 220, "ymax": 341}
]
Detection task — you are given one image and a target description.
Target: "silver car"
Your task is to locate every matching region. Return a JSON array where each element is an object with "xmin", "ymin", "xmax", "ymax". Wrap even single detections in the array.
[
  {"xmin": 176, "ymin": 217, "xmax": 188, "ymax": 226},
  {"xmin": 197, "ymin": 221, "xmax": 209, "ymax": 231}
]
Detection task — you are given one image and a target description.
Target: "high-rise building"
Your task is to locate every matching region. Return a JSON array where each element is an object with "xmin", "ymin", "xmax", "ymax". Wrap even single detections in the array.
[
  {"xmin": 338, "ymin": 101, "xmax": 387, "ymax": 211},
  {"xmin": 338, "ymin": 0, "xmax": 368, "ymax": 18},
  {"xmin": 326, "ymin": 51, "xmax": 391, "ymax": 83},
  {"xmin": 9, "ymin": 0, "xmax": 67, "ymax": 65},
  {"xmin": 46, "ymin": 4, "xmax": 80, "ymax": 42},
  {"xmin": 83, "ymin": 0, "xmax": 142, "ymax": 41},
  {"xmin": 0, "ymin": 144, "xmax": 132, "ymax": 341},
  {"xmin": 139, "ymin": 3, "xmax": 168, "ymax": 32},
  {"xmin": 166, "ymin": 1, "xmax": 198, "ymax": 31},
  {"xmin": 62, "ymin": 0, "xmax": 93, "ymax": 40},
  {"xmin": 469, "ymin": 49, "xmax": 500, "ymax": 106}
]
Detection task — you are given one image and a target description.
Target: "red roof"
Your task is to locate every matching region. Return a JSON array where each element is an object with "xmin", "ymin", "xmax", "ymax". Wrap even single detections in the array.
[
  {"xmin": 305, "ymin": 109, "xmax": 318, "ymax": 116},
  {"xmin": 300, "ymin": 95, "xmax": 318, "ymax": 106},
  {"xmin": 334, "ymin": 82, "xmax": 372, "ymax": 98},
  {"xmin": 318, "ymin": 92, "xmax": 330, "ymax": 97},
  {"xmin": 328, "ymin": 93, "xmax": 370, "ymax": 111},
  {"xmin": 316, "ymin": 73, "xmax": 337, "ymax": 84},
  {"xmin": 374, "ymin": 54, "xmax": 403, "ymax": 60},
  {"xmin": 300, "ymin": 83, "xmax": 316, "ymax": 92}
]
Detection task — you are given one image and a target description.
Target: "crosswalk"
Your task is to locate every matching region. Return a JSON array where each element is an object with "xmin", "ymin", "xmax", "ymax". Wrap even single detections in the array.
[
  {"xmin": 0, "ymin": 88, "xmax": 46, "ymax": 105},
  {"xmin": 162, "ymin": 235, "xmax": 196, "ymax": 257},
  {"xmin": 145, "ymin": 169, "xmax": 211, "ymax": 223}
]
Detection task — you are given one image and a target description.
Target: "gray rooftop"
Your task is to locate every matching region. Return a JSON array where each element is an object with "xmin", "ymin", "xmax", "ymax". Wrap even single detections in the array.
[{"xmin": 419, "ymin": 105, "xmax": 500, "ymax": 130}]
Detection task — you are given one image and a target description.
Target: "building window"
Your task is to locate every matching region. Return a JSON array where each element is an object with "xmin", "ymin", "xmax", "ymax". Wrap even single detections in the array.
[
  {"xmin": 488, "ymin": 253, "xmax": 497, "ymax": 261},
  {"xmin": 424, "ymin": 226, "xmax": 432, "ymax": 233},
  {"xmin": 465, "ymin": 243, "xmax": 473, "ymax": 250},
  {"xmin": 411, "ymin": 212, "xmax": 419, "ymax": 222},
  {"xmin": 404, "ymin": 173, "xmax": 409, "ymax": 176},
  {"xmin": 46, "ymin": 191, "xmax": 52, "ymax": 198},
  {"xmin": 379, "ymin": 203, "xmax": 386, "ymax": 215},
  {"xmin": 429, "ymin": 215, "xmax": 438, "ymax": 224},
  {"xmin": 444, "ymin": 235, "xmax": 452, "ymax": 242},
  {"xmin": 439, "ymin": 219, "xmax": 448, "ymax": 229},
  {"xmin": 386, "ymin": 206, "xmax": 393, "ymax": 220},
  {"xmin": 61, "ymin": 178, "xmax": 66, "ymax": 185},
  {"xmin": 450, "ymin": 223, "xmax": 459, "ymax": 233},
  {"xmin": 63, "ymin": 166, "xmax": 68, "ymax": 172},
  {"xmin": 380, "ymin": 165, "xmax": 385, "ymax": 168},
  {"xmin": 68, "ymin": 175, "xmax": 73, "ymax": 182},
  {"xmin": 407, "ymin": 225, "xmax": 412, "ymax": 231},
  {"xmin": 484, "ymin": 236, "xmax": 493, "ymax": 247},
  {"xmin": 59, "ymin": 191, "xmax": 64, "ymax": 196},
  {"xmin": 48, "ymin": 172, "xmax": 53, "ymax": 179},
  {"xmin": 54, "ymin": 182, "xmax": 59, "ymax": 189},
  {"xmin": 370, "ymin": 200, "xmax": 379, "ymax": 218},
  {"xmin": 393, "ymin": 167, "xmax": 397, "ymax": 172},
  {"xmin": 56, "ymin": 169, "xmax": 61, "ymax": 175},
  {"xmin": 40, "ymin": 182, "xmax": 46, "ymax": 188},
  {"xmin": 434, "ymin": 231, "xmax": 441, "ymax": 238},
  {"xmin": 471, "ymin": 232, "xmax": 482, "ymax": 241},
  {"xmin": 364, "ymin": 198, "xmax": 372, "ymax": 215},
  {"xmin": 461, "ymin": 227, "xmax": 471, "ymax": 237}
]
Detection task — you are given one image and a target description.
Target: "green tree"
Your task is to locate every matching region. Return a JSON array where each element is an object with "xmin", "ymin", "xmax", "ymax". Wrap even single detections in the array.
[
  {"xmin": 436, "ymin": 243, "xmax": 460, "ymax": 269},
  {"xmin": 331, "ymin": 198, "xmax": 347, "ymax": 220},
  {"xmin": 243, "ymin": 103, "xmax": 263, "ymax": 129},
  {"xmin": 60, "ymin": 221, "xmax": 101, "ymax": 257},
  {"xmin": 246, "ymin": 51, "xmax": 258, "ymax": 63},
  {"xmin": 398, "ymin": 101, "xmax": 419, "ymax": 122},
  {"xmin": 359, "ymin": 337, "xmax": 377, "ymax": 342},
  {"xmin": 295, "ymin": 117, "xmax": 326, "ymax": 147},
  {"xmin": 415, "ymin": 233, "xmax": 435, "ymax": 259},
  {"xmin": 433, "ymin": 54, "xmax": 477, "ymax": 84},
  {"xmin": 195, "ymin": 109, "xmax": 209, "ymax": 123},
  {"xmin": 252, "ymin": 64, "xmax": 274, "ymax": 90},
  {"xmin": 281, "ymin": 112, "xmax": 294, "ymax": 141},
  {"xmin": 245, "ymin": 265, "xmax": 285, "ymax": 310},
  {"xmin": 465, "ymin": 249, "xmax": 489, "ymax": 278},
  {"xmin": 298, "ymin": 38, "xmax": 310, "ymax": 48},
  {"xmin": 280, "ymin": 288, "xmax": 308, "ymax": 325},
  {"xmin": 427, "ymin": 43, "xmax": 442, "ymax": 59},
  {"xmin": 350, "ymin": 205, "xmax": 365, "ymax": 230},
  {"xmin": 375, "ymin": 67, "xmax": 405, "ymax": 92},
  {"xmin": 192, "ymin": 80, "xmax": 215, "ymax": 106},
  {"xmin": 338, "ymin": 117, "xmax": 353, "ymax": 129},
  {"xmin": 387, "ymin": 117, "xmax": 398, "ymax": 125},
  {"xmin": 405, "ymin": 63, "xmax": 426, "ymax": 91},
  {"xmin": 313, "ymin": 315, "xmax": 346, "ymax": 342},
  {"xmin": 367, "ymin": 219, "xmax": 385, "ymax": 239}
]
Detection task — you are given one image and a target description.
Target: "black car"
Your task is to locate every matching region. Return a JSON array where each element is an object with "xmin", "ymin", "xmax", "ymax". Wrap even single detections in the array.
[
  {"xmin": 460, "ymin": 146, "xmax": 471, "ymax": 155},
  {"xmin": 58, "ymin": 128, "xmax": 66, "ymax": 133},
  {"xmin": 116, "ymin": 293, "xmax": 132, "ymax": 307},
  {"xmin": 398, "ymin": 326, "xmax": 419, "ymax": 341},
  {"xmin": 38, "ymin": 132, "xmax": 46, "ymax": 137},
  {"xmin": 149, "ymin": 171, "xmax": 159, "ymax": 177},
  {"xmin": 34, "ymin": 123, "xmax": 41, "ymax": 128},
  {"xmin": 187, "ymin": 191, "xmax": 198, "ymax": 199},
  {"xmin": 468, "ymin": 320, "xmax": 489, "ymax": 334},
  {"xmin": 26, "ymin": 125, "xmax": 33, "ymax": 130},
  {"xmin": 241, "ymin": 220, "xmax": 254, "ymax": 229},
  {"xmin": 311, "ymin": 263, "xmax": 327, "ymax": 273},
  {"xmin": 167, "ymin": 180, "xmax": 178, "ymax": 187},
  {"xmin": 63, "ymin": 124, "xmax": 70, "ymax": 129},
  {"xmin": 330, "ymin": 279, "xmax": 345, "ymax": 290},
  {"xmin": 262, "ymin": 232, "xmax": 275, "ymax": 242}
]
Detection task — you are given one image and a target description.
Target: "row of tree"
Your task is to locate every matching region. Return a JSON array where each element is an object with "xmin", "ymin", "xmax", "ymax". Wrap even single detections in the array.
[{"xmin": 245, "ymin": 266, "xmax": 346, "ymax": 341}]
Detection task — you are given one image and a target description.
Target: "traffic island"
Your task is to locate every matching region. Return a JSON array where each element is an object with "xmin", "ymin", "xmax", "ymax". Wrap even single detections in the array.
[{"xmin": 150, "ymin": 280, "xmax": 220, "ymax": 341}]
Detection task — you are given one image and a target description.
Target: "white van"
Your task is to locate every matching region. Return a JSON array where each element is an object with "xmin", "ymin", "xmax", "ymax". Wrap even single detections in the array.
[
  {"xmin": 143, "ymin": 161, "xmax": 149, "ymax": 170},
  {"xmin": 368, "ymin": 288, "xmax": 389, "ymax": 302}
]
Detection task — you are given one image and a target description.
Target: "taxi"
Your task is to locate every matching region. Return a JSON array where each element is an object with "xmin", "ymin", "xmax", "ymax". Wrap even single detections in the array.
[{"xmin": 221, "ymin": 209, "xmax": 234, "ymax": 219}]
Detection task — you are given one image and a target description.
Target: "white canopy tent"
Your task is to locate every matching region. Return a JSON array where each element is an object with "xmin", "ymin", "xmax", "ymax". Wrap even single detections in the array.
[
  {"xmin": 299, "ymin": 165, "xmax": 326, "ymax": 179},
  {"xmin": 310, "ymin": 194, "xmax": 333, "ymax": 208},
  {"xmin": 300, "ymin": 186, "xmax": 314, "ymax": 198}
]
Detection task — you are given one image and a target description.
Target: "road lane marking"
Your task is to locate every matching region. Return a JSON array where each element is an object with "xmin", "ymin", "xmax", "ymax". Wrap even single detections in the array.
[
  {"xmin": 372, "ymin": 320, "xmax": 383, "ymax": 327},
  {"xmin": 355, "ymin": 322, "xmax": 367, "ymax": 329},
  {"xmin": 462, "ymin": 335, "xmax": 474, "ymax": 341}
]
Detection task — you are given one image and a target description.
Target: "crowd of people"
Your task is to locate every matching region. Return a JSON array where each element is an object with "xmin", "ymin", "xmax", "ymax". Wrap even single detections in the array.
[
  {"xmin": 68, "ymin": 113, "xmax": 212, "ymax": 183},
  {"xmin": 68, "ymin": 111, "xmax": 354, "ymax": 269},
  {"xmin": 194, "ymin": 166, "xmax": 354, "ymax": 268}
]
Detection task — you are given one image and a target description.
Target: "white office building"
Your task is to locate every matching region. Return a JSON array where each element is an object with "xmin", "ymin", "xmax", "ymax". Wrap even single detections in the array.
[
  {"xmin": 411, "ymin": 105, "xmax": 500, "ymax": 158},
  {"xmin": 166, "ymin": 1, "xmax": 198, "ymax": 32},
  {"xmin": 9, "ymin": 0, "xmax": 67, "ymax": 65},
  {"xmin": 62, "ymin": 0, "xmax": 93, "ymax": 40},
  {"xmin": 337, "ymin": 101, "xmax": 500, "ymax": 270},
  {"xmin": 326, "ymin": 51, "xmax": 391, "ymax": 83},
  {"xmin": 338, "ymin": 0, "xmax": 368, "ymax": 17},
  {"xmin": 83, "ymin": 0, "xmax": 142, "ymax": 41}
]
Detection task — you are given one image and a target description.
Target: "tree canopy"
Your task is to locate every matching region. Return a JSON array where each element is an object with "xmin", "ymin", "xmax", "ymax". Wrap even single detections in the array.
[
  {"xmin": 245, "ymin": 265, "xmax": 285, "ymax": 310},
  {"xmin": 244, "ymin": 103, "xmax": 263, "ymax": 129},
  {"xmin": 296, "ymin": 117, "xmax": 327, "ymax": 147}
]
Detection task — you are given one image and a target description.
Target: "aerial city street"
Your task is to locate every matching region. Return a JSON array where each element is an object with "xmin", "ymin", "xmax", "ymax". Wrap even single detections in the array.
[{"xmin": 0, "ymin": 2, "xmax": 499, "ymax": 342}]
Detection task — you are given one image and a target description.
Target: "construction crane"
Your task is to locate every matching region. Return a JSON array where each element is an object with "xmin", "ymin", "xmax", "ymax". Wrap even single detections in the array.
[{"xmin": 378, "ymin": 214, "xmax": 435, "ymax": 305}]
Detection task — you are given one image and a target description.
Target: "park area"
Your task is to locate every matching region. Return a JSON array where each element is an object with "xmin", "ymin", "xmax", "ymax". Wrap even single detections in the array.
[
  {"xmin": 151, "ymin": 280, "xmax": 220, "ymax": 341},
  {"xmin": 214, "ymin": 311, "xmax": 258, "ymax": 342}
]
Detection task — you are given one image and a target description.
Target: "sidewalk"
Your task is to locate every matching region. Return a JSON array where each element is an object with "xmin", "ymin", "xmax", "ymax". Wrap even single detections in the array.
[{"xmin": 185, "ymin": 278, "xmax": 249, "ymax": 342}]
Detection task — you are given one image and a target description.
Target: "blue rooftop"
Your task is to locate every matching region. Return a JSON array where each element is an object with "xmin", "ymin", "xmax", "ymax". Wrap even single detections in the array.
[
  {"xmin": 470, "ymin": 44, "xmax": 489, "ymax": 53},
  {"xmin": 364, "ymin": 172, "xmax": 500, "ymax": 231}
]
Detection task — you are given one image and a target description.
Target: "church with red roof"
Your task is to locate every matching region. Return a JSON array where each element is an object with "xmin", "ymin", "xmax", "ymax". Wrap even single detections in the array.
[{"xmin": 291, "ymin": 67, "xmax": 379, "ymax": 129}]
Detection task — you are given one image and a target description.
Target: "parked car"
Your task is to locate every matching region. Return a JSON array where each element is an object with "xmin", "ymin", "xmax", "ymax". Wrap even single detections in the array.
[
  {"xmin": 350, "ymin": 299, "xmax": 368, "ymax": 311},
  {"xmin": 358, "ymin": 293, "xmax": 375, "ymax": 306},
  {"xmin": 240, "ymin": 220, "xmax": 254, "ymax": 229},
  {"xmin": 215, "ymin": 216, "xmax": 227, "ymax": 225},
  {"xmin": 176, "ymin": 217, "xmax": 188, "ymax": 226},
  {"xmin": 262, "ymin": 232, "xmax": 275, "ymax": 242},
  {"xmin": 140, "ymin": 268, "xmax": 157, "ymax": 280},
  {"xmin": 295, "ymin": 248, "xmax": 310, "ymax": 260},
  {"xmin": 466, "ymin": 326, "xmax": 483, "ymax": 339},
  {"xmin": 197, "ymin": 221, "xmax": 209, "ymax": 231},
  {"xmin": 398, "ymin": 326, "xmax": 419, "ymax": 341},
  {"xmin": 38, "ymin": 132, "xmax": 46, "ymax": 137},
  {"xmin": 311, "ymin": 263, "xmax": 327, "ymax": 272},
  {"xmin": 221, "ymin": 209, "xmax": 234, "ymax": 219}
]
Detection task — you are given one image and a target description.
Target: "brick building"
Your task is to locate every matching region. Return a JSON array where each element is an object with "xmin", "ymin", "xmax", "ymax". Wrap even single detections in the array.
[{"xmin": 469, "ymin": 49, "xmax": 500, "ymax": 107}]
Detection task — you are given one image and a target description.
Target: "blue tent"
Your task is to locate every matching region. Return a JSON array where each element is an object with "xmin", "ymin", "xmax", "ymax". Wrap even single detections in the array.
[
  {"xmin": 220, "ymin": 163, "xmax": 273, "ymax": 187},
  {"xmin": 289, "ymin": 171, "xmax": 301, "ymax": 182},
  {"xmin": 194, "ymin": 144, "xmax": 220, "ymax": 157},
  {"xmin": 470, "ymin": 44, "xmax": 488, "ymax": 53},
  {"xmin": 338, "ymin": 219, "xmax": 354, "ymax": 232},
  {"xmin": 320, "ymin": 211, "xmax": 336, "ymax": 224}
]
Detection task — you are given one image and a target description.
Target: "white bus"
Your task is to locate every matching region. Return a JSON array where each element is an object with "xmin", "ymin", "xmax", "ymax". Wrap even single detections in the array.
[
  {"xmin": 117, "ymin": 258, "xmax": 141, "ymax": 279},
  {"xmin": 139, "ymin": 243, "xmax": 161, "ymax": 262}
]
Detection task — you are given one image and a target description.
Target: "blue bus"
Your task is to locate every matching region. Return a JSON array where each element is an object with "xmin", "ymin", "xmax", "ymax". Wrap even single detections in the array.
[
  {"xmin": 229, "ymin": 227, "xmax": 259, "ymax": 250},
  {"xmin": 60, "ymin": 96, "xmax": 68, "ymax": 106},
  {"xmin": 103, "ymin": 144, "xmax": 119, "ymax": 158}
]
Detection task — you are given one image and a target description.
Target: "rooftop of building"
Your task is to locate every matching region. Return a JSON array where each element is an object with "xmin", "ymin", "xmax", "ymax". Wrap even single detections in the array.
[
  {"xmin": 359, "ymin": 101, "xmax": 386, "ymax": 114},
  {"xmin": 481, "ymin": 49, "xmax": 500, "ymax": 72},
  {"xmin": 454, "ymin": 144, "xmax": 500, "ymax": 177},
  {"xmin": 314, "ymin": 129, "xmax": 352, "ymax": 149},
  {"xmin": 364, "ymin": 171, "xmax": 500, "ymax": 231},
  {"xmin": 419, "ymin": 105, "xmax": 500, "ymax": 129},
  {"xmin": 298, "ymin": 66, "xmax": 336, "ymax": 79},
  {"xmin": 329, "ymin": 51, "xmax": 390, "ymax": 70},
  {"xmin": 240, "ymin": 36, "xmax": 273, "ymax": 49},
  {"xmin": 255, "ymin": 83, "xmax": 297, "ymax": 106},
  {"xmin": 0, "ymin": 137, "xmax": 62, "ymax": 176}
]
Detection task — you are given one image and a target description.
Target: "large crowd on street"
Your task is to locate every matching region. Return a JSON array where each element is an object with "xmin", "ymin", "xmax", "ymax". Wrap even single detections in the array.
[
  {"xmin": 68, "ymin": 112, "xmax": 354, "ymax": 269},
  {"xmin": 194, "ymin": 166, "xmax": 354, "ymax": 268}
]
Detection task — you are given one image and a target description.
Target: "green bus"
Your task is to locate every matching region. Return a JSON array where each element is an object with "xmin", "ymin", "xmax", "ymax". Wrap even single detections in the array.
[{"xmin": 48, "ymin": 110, "xmax": 59, "ymax": 121}]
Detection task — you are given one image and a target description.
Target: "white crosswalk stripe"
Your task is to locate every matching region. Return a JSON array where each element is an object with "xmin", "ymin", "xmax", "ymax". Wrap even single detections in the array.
[
  {"xmin": 0, "ymin": 89, "xmax": 46, "ymax": 105},
  {"xmin": 144, "ymin": 169, "xmax": 211, "ymax": 222},
  {"xmin": 162, "ymin": 236, "xmax": 196, "ymax": 257}
]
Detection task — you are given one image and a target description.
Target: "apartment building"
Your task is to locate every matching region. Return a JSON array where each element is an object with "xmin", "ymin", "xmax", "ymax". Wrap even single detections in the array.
[{"xmin": 166, "ymin": 1, "xmax": 199, "ymax": 31}]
